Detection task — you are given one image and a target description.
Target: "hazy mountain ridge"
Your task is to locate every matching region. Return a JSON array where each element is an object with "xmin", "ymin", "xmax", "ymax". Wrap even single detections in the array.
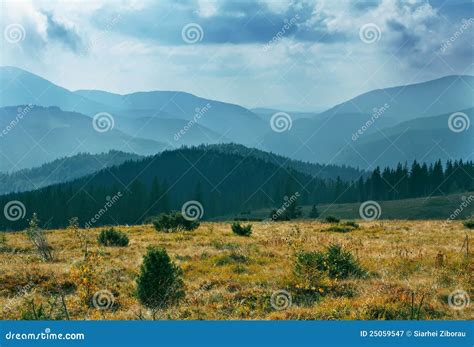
[
  {"xmin": 0, "ymin": 150, "xmax": 142, "ymax": 195},
  {"xmin": 2, "ymin": 66, "xmax": 473, "ymax": 172},
  {"xmin": 0, "ymin": 105, "xmax": 166, "ymax": 172}
]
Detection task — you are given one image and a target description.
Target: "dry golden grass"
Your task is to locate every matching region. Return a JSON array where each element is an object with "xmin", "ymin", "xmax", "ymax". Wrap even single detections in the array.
[{"xmin": 0, "ymin": 220, "xmax": 472, "ymax": 320}]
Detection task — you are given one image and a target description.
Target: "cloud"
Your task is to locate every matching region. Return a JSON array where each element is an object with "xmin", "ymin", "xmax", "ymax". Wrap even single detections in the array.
[
  {"xmin": 43, "ymin": 11, "xmax": 86, "ymax": 54},
  {"xmin": 0, "ymin": 2, "xmax": 86, "ymax": 55}
]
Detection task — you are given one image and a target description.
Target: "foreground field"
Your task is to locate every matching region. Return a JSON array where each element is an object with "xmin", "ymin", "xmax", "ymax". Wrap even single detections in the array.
[{"xmin": 0, "ymin": 221, "xmax": 472, "ymax": 320}]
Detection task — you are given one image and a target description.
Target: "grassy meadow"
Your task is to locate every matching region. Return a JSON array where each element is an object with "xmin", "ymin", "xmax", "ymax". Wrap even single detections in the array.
[{"xmin": 0, "ymin": 220, "xmax": 472, "ymax": 320}]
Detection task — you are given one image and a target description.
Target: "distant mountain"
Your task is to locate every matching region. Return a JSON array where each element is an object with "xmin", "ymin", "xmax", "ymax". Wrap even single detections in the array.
[
  {"xmin": 335, "ymin": 108, "xmax": 474, "ymax": 168},
  {"xmin": 115, "ymin": 116, "xmax": 231, "ymax": 146},
  {"xmin": 318, "ymin": 75, "xmax": 474, "ymax": 121},
  {"xmin": 261, "ymin": 112, "xmax": 399, "ymax": 164},
  {"xmin": 74, "ymin": 89, "xmax": 266, "ymax": 145},
  {"xmin": 0, "ymin": 106, "xmax": 165, "ymax": 172},
  {"xmin": 0, "ymin": 66, "xmax": 267, "ymax": 146},
  {"xmin": 262, "ymin": 76, "xmax": 474, "ymax": 168},
  {"xmin": 0, "ymin": 151, "xmax": 142, "ymax": 194},
  {"xmin": 3, "ymin": 66, "xmax": 473, "ymax": 169},
  {"xmin": 0, "ymin": 66, "xmax": 108, "ymax": 114},
  {"xmin": 251, "ymin": 108, "xmax": 318, "ymax": 121}
]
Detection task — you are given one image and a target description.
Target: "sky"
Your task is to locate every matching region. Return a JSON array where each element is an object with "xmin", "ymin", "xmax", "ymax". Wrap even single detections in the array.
[{"xmin": 0, "ymin": 0, "xmax": 473, "ymax": 111}]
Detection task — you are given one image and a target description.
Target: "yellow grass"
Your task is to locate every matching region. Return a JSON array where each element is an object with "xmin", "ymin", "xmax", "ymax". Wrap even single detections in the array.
[{"xmin": 0, "ymin": 221, "xmax": 472, "ymax": 320}]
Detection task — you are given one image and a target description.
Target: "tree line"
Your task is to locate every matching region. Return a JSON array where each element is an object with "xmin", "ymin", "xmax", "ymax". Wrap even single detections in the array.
[{"xmin": 0, "ymin": 146, "xmax": 472, "ymax": 231}]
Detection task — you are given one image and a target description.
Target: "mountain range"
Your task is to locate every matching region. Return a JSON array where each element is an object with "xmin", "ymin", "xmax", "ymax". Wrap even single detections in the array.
[{"xmin": 1, "ymin": 66, "xmax": 473, "ymax": 174}]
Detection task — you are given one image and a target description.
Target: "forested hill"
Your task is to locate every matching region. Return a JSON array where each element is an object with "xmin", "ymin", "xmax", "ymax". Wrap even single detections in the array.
[
  {"xmin": 0, "ymin": 146, "xmax": 472, "ymax": 231},
  {"xmin": 0, "ymin": 151, "xmax": 142, "ymax": 195},
  {"xmin": 200, "ymin": 143, "xmax": 364, "ymax": 181}
]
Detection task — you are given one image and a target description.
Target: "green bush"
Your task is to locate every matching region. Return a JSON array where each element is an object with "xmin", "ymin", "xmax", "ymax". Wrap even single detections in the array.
[
  {"xmin": 325, "ymin": 225, "xmax": 352, "ymax": 233},
  {"xmin": 295, "ymin": 244, "xmax": 366, "ymax": 281},
  {"xmin": 231, "ymin": 222, "xmax": 252, "ymax": 236},
  {"xmin": 325, "ymin": 216, "xmax": 340, "ymax": 223},
  {"xmin": 342, "ymin": 221, "xmax": 359, "ymax": 228},
  {"xmin": 153, "ymin": 212, "xmax": 199, "ymax": 232},
  {"xmin": 463, "ymin": 220, "xmax": 474, "ymax": 229},
  {"xmin": 97, "ymin": 228, "xmax": 129, "ymax": 247},
  {"xmin": 136, "ymin": 247, "xmax": 185, "ymax": 309}
]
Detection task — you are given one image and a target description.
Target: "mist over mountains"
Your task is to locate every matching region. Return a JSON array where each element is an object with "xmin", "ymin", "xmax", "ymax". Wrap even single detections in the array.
[{"xmin": 0, "ymin": 66, "xmax": 473, "ymax": 175}]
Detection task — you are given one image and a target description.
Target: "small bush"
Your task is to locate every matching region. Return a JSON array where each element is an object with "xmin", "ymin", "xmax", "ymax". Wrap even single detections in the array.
[
  {"xmin": 325, "ymin": 225, "xmax": 352, "ymax": 233},
  {"xmin": 215, "ymin": 252, "xmax": 248, "ymax": 266},
  {"xmin": 231, "ymin": 222, "xmax": 252, "ymax": 236},
  {"xmin": 325, "ymin": 244, "xmax": 366, "ymax": 279},
  {"xmin": 136, "ymin": 247, "xmax": 185, "ymax": 309},
  {"xmin": 97, "ymin": 228, "xmax": 129, "ymax": 247},
  {"xmin": 325, "ymin": 221, "xmax": 359, "ymax": 233},
  {"xmin": 325, "ymin": 216, "xmax": 340, "ymax": 223},
  {"xmin": 153, "ymin": 212, "xmax": 199, "ymax": 232},
  {"xmin": 463, "ymin": 220, "xmax": 474, "ymax": 229},
  {"xmin": 342, "ymin": 221, "xmax": 359, "ymax": 229},
  {"xmin": 295, "ymin": 244, "xmax": 365, "ymax": 281},
  {"xmin": 26, "ymin": 213, "xmax": 54, "ymax": 261}
]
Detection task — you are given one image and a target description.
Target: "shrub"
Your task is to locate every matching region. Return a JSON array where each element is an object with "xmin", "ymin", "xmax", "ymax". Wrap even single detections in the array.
[
  {"xmin": 153, "ymin": 212, "xmax": 199, "ymax": 232},
  {"xmin": 231, "ymin": 222, "xmax": 252, "ymax": 236},
  {"xmin": 325, "ymin": 221, "xmax": 359, "ymax": 233},
  {"xmin": 342, "ymin": 221, "xmax": 359, "ymax": 229},
  {"xmin": 325, "ymin": 225, "xmax": 352, "ymax": 233},
  {"xmin": 325, "ymin": 244, "xmax": 366, "ymax": 279},
  {"xmin": 26, "ymin": 213, "xmax": 53, "ymax": 261},
  {"xmin": 463, "ymin": 220, "xmax": 474, "ymax": 229},
  {"xmin": 295, "ymin": 244, "xmax": 365, "ymax": 282},
  {"xmin": 325, "ymin": 216, "xmax": 340, "ymax": 223},
  {"xmin": 98, "ymin": 228, "xmax": 129, "ymax": 247},
  {"xmin": 136, "ymin": 247, "xmax": 185, "ymax": 309}
]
